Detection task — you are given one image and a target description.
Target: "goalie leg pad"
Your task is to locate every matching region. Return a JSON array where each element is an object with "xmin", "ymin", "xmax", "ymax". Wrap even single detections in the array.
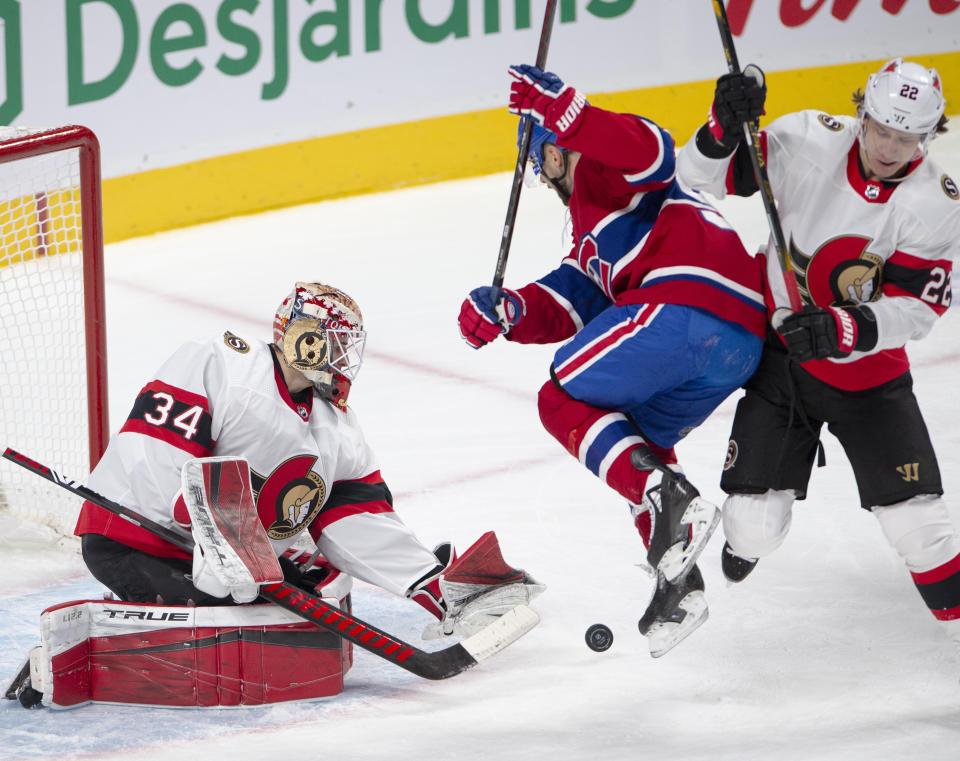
[{"xmin": 26, "ymin": 596, "xmax": 352, "ymax": 709}]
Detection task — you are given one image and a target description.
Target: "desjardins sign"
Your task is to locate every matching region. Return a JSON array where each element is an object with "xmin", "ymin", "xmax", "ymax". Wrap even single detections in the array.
[{"xmin": 0, "ymin": 0, "xmax": 636, "ymax": 124}]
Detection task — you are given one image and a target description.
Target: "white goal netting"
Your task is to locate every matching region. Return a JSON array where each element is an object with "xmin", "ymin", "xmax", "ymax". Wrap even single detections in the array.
[{"xmin": 0, "ymin": 126, "xmax": 105, "ymax": 548}]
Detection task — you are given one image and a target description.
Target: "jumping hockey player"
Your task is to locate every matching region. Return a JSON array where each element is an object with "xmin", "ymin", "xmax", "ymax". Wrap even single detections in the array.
[
  {"xmin": 458, "ymin": 64, "xmax": 767, "ymax": 656},
  {"xmin": 8, "ymin": 282, "xmax": 543, "ymax": 708},
  {"xmin": 677, "ymin": 58, "xmax": 960, "ymax": 647}
]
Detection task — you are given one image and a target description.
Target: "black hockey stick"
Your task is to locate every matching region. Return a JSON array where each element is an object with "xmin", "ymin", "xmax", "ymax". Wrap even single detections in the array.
[
  {"xmin": 491, "ymin": 0, "xmax": 559, "ymax": 292},
  {"xmin": 711, "ymin": 0, "xmax": 803, "ymax": 312},
  {"xmin": 3, "ymin": 447, "xmax": 537, "ymax": 681}
]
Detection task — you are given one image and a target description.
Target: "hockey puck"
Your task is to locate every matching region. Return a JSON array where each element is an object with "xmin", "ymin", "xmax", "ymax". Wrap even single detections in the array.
[{"xmin": 585, "ymin": 623, "xmax": 614, "ymax": 652}]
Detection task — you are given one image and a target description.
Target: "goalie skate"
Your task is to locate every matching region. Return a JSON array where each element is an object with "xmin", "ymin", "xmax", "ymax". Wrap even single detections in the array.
[
  {"xmin": 643, "ymin": 473, "xmax": 719, "ymax": 583},
  {"xmin": 3, "ymin": 654, "xmax": 41, "ymax": 708},
  {"xmin": 638, "ymin": 565, "xmax": 708, "ymax": 658}
]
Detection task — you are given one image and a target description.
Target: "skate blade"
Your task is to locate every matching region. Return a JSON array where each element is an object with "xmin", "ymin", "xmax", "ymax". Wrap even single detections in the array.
[
  {"xmin": 3, "ymin": 658, "xmax": 29, "ymax": 701},
  {"xmin": 657, "ymin": 498, "xmax": 720, "ymax": 583},
  {"xmin": 645, "ymin": 591, "xmax": 709, "ymax": 658}
]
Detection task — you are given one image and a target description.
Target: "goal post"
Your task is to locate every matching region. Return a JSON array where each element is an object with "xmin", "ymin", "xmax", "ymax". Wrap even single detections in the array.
[{"xmin": 0, "ymin": 125, "xmax": 108, "ymax": 543}]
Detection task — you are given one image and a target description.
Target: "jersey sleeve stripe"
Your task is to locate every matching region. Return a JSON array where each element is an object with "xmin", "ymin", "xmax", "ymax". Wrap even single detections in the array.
[
  {"xmin": 621, "ymin": 118, "xmax": 673, "ymax": 185},
  {"xmin": 118, "ymin": 419, "xmax": 213, "ymax": 458},
  {"xmin": 533, "ymin": 280, "xmax": 587, "ymax": 332},
  {"xmin": 324, "ymin": 477, "xmax": 393, "ymax": 509},
  {"xmin": 309, "ymin": 500, "xmax": 395, "ymax": 537},
  {"xmin": 883, "ymin": 252, "xmax": 952, "ymax": 315},
  {"xmin": 141, "ymin": 379, "xmax": 210, "ymax": 411}
]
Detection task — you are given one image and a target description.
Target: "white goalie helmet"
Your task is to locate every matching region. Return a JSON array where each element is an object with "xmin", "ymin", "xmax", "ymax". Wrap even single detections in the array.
[
  {"xmin": 273, "ymin": 282, "xmax": 365, "ymax": 409},
  {"xmin": 861, "ymin": 57, "xmax": 946, "ymax": 153}
]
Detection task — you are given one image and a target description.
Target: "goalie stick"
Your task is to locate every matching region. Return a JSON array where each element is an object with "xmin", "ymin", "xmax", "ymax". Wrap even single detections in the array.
[
  {"xmin": 2, "ymin": 447, "xmax": 538, "ymax": 681},
  {"xmin": 711, "ymin": 0, "xmax": 803, "ymax": 312},
  {"xmin": 491, "ymin": 0, "xmax": 559, "ymax": 298}
]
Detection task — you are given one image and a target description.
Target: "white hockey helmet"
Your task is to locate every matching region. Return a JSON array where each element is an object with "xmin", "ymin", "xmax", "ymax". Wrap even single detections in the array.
[
  {"xmin": 273, "ymin": 282, "xmax": 365, "ymax": 409},
  {"xmin": 861, "ymin": 58, "xmax": 945, "ymax": 152}
]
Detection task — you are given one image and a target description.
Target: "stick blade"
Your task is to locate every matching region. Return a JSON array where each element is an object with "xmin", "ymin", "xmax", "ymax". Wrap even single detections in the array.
[{"xmin": 459, "ymin": 604, "xmax": 541, "ymax": 664}]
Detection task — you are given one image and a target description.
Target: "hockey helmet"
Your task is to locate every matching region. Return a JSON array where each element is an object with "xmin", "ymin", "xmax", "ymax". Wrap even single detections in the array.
[
  {"xmin": 273, "ymin": 282, "xmax": 365, "ymax": 409},
  {"xmin": 517, "ymin": 117, "xmax": 558, "ymax": 176},
  {"xmin": 861, "ymin": 58, "xmax": 945, "ymax": 153}
]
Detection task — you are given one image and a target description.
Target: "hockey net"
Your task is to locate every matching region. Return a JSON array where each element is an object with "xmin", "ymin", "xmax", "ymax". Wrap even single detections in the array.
[{"xmin": 0, "ymin": 126, "xmax": 108, "ymax": 547}]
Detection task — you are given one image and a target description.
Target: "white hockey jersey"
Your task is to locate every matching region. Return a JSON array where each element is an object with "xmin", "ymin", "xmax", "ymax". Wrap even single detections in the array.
[
  {"xmin": 677, "ymin": 110, "xmax": 960, "ymax": 390},
  {"xmin": 76, "ymin": 331, "xmax": 438, "ymax": 596}
]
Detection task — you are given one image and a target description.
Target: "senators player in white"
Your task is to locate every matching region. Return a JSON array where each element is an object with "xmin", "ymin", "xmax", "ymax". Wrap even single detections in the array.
[
  {"xmin": 678, "ymin": 59, "xmax": 960, "ymax": 648},
  {"xmin": 75, "ymin": 282, "xmax": 543, "ymax": 638}
]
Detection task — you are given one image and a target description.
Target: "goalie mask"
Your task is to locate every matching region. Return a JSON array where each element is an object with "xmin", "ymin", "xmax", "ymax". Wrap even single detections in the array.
[
  {"xmin": 273, "ymin": 282, "xmax": 365, "ymax": 409},
  {"xmin": 860, "ymin": 57, "xmax": 945, "ymax": 156}
]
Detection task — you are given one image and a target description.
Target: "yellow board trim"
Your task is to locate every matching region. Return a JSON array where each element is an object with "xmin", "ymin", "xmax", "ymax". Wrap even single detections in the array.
[{"xmin": 104, "ymin": 52, "xmax": 959, "ymax": 243}]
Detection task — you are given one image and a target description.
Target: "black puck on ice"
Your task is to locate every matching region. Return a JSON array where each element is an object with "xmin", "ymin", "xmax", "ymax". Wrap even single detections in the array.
[{"xmin": 585, "ymin": 623, "xmax": 613, "ymax": 652}]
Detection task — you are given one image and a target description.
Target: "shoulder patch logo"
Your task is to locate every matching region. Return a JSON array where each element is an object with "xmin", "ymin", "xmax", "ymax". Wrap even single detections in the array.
[
  {"xmin": 724, "ymin": 440, "xmax": 738, "ymax": 471},
  {"xmin": 942, "ymin": 175, "xmax": 959, "ymax": 201},
  {"xmin": 817, "ymin": 114, "xmax": 843, "ymax": 132},
  {"xmin": 223, "ymin": 331, "xmax": 250, "ymax": 353}
]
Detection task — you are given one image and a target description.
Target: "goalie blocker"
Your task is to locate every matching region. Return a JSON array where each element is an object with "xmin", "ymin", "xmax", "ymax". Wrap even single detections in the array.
[{"xmin": 16, "ymin": 569, "xmax": 353, "ymax": 709}]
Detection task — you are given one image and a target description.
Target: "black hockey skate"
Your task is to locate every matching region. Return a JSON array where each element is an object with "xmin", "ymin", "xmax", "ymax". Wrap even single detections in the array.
[
  {"xmin": 3, "ymin": 659, "xmax": 41, "ymax": 709},
  {"xmin": 721, "ymin": 541, "xmax": 758, "ymax": 584},
  {"xmin": 638, "ymin": 563, "xmax": 708, "ymax": 658},
  {"xmin": 632, "ymin": 449, "xmax": 719, "ymax": 583}
]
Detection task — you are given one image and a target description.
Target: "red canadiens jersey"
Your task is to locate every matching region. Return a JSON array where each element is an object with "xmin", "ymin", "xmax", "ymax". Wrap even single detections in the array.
[
  {"xmin": 507, "ymin": 106, "xmax": 767, "ymax": 345},
  {"xmin": 678, "ymin": 110, "xmax": 960, "ymax": 390},
  {"xmin": 75, "ymin": 332, "xmax": 394, "ymax": 559}
]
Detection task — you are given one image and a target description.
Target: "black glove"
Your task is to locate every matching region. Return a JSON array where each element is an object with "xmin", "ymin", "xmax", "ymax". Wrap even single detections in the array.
[
  {"xmin": 709, "ymin": 64, "xmax": 766, "ymax": 149},
  {"xmin": 775, "ymin": 305, "xmax": 877, "ymax": 363},
  {"xmin": 277, "ymin": 553, "xmax": 326, "ymax": 591}
]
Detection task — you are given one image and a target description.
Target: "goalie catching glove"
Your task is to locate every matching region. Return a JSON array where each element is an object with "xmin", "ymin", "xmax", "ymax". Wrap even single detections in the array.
[{"xmin": 409, "ymin": 531, "xmax": 545, "ymax": 639}]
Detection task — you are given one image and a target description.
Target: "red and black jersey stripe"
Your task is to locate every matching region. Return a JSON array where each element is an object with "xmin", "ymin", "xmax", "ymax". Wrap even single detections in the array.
[
  {"xmin": 308, "ymin": 471, "xmax": 394, "ymax": 540},
  {"xmin": 120, "ymin": 380, "xmax": 214, "ymax": 457}
]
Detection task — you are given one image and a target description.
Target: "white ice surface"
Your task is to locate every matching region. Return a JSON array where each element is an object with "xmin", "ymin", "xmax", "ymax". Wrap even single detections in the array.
[{"xmin": 3, "ymin": 130, "xmax": 960, "ymax": 761}]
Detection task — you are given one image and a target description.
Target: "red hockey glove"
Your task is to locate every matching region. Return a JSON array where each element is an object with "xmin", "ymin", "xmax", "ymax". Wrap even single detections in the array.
[
  {"xmin": 775, "ymin": 304, "xmax": 877, "ymax": 363},
  {"xmin": 708, "ymin": 64, "xmax": 766, "ymax": 150},
  {"xmin": 508, "ymin": 64, "xmax": 587, "ymax": 138},
  {"xmin": 458, "ymin": 287, "xmax": 524, "ymax": 349}
]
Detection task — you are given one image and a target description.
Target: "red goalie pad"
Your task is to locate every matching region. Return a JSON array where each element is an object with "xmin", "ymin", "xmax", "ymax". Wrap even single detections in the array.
[
  {"xmin": 182, "ymin": 456, "xmax": 283, "ymax": 585},
  {"xmin": 30, "ymin": 583, "xmax": 353, "ymax": 709}
]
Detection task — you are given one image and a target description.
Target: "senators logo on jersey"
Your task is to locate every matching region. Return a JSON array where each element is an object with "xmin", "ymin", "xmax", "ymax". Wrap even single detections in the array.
[
  {"xmin": 251, "ymin": 456, "xmax": 327, "ymax": 540},
  {"xmin": 790, "ymin": 234, "xmax": 883, "ymax": 307}
]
